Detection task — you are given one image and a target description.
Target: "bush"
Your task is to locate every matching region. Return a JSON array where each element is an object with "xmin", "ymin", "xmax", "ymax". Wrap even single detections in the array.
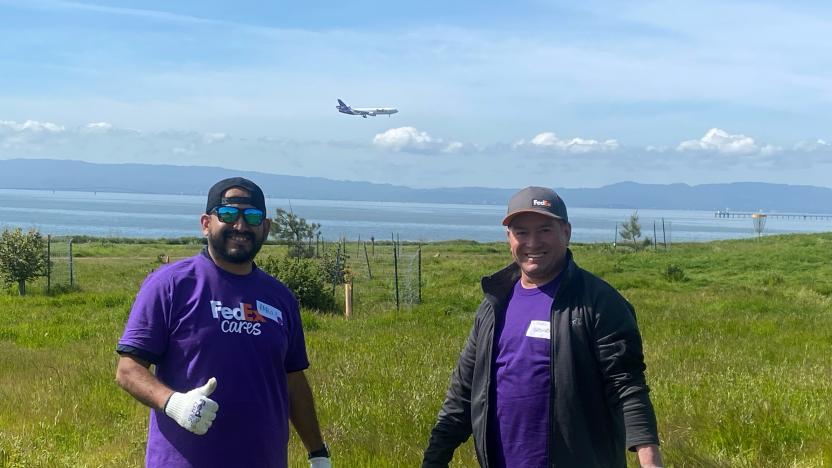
[
  {"xmin": 259, "ymin": 256, "xmax": 336, "ymax": 312},
  {"xmin": 664, "ymin": 264, "xmax": 687, "ymax": 282},
  {"xmin": 319, "ymin": 247, "xmax": 349, "ymax": 286}
]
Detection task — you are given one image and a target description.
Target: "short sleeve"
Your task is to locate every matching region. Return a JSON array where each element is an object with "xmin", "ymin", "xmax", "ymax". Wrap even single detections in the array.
[
  {"xmin": 283, "ymin": 294, "xmax": 310, "ymax": 373},
  {"xmin": 116, "ymin": 272, "xmax": 173, "ymax": 364}
]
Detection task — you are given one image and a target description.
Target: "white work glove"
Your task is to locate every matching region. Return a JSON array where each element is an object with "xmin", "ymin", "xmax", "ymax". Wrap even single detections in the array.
[
  {"xmin": 309, "ymin": 456, "xmax": 331, "ymax": 468},
  {"xmin": 308, "ymin": 443, "xmax": 331, "ymax": 468},
  {"xmin": 164, "ymin": 377, "xmax": 219, "ymax": 435}
]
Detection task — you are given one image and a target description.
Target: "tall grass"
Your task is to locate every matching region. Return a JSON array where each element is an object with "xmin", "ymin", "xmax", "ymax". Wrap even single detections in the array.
[{"xmin": 1, "ymin": 234, "xmax": 831, "ymax": 467}]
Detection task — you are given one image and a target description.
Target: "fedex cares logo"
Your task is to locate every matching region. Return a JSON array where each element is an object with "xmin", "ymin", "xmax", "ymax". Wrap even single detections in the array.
[
  {"xmin": 209, "ymin": 300, "xmax": 285, "ymax": 335},
  {"xmin": 210, "ymin": 300, "xmax": 266, "ymax": 335}
]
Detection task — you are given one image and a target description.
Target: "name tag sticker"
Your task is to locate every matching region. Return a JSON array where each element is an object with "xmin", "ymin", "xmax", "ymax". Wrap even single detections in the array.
[
  {"xmin": 526, "ymin": 320, "xmax": 551, "ymax": 339},
  {"xmin": 256, "ymin": 300, "xmax": 284, "ymax": 325}
]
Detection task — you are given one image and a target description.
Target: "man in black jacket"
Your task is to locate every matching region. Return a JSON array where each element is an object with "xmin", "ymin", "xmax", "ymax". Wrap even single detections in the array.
[{"xmin": 423, "ymin": 186, "xmax": 663, "ymax": 468}]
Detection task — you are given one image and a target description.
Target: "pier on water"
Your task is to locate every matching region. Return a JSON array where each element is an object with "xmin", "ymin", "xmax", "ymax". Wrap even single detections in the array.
[{"xmin": 714, "ymin": 210, "xmax": 832, "ymax": 220}]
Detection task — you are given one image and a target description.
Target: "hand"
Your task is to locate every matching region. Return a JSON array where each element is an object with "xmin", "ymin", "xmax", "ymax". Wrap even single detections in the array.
[
  {"xmin": 636, "ymin": 443, "xmax": 663, "ymax": 468},
  {"xmin": 309, "ymin": 456, "xmax": 331, "ymax": 468},
  {"xmin": 164, "ymin": 377, "xmax": 219, "ymax": 435}
]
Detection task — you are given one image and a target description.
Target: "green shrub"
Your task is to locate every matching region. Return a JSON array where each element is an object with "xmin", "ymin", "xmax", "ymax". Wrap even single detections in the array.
[
  {"xmin": 319, "ymin": 248, "xmax": 348, "ymax": 286},
  {"xmin": 259, "ymin": 255, "xmax": 336, "ymax": 312}
]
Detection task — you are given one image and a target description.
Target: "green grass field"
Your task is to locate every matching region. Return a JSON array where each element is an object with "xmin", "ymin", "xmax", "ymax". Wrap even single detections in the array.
[{"xmin": 1, "ymin": 234, "xmax": 831, "ymax": 467}]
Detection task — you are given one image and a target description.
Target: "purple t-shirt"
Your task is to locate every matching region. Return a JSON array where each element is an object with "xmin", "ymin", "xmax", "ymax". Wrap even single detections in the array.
[
  {"xmin": 118, "ymin": 253, "xmax": 309, "ymax": 468},
  {"xmin": 487, "ymin": 276, "xmax": 560, "ymax": 468}
]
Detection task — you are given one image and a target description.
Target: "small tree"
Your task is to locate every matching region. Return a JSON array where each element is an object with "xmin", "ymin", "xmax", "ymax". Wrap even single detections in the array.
[
  {"xmin": 619, "ymin": 210, "xmax": 643, "ymax": 251},
  {"xmin": 270, "ymin": 209, "xmax": 321, "ymax": 258},
  {"xmin": 0, "ymin": 227, "xmax": 48, "ymax": 296}
]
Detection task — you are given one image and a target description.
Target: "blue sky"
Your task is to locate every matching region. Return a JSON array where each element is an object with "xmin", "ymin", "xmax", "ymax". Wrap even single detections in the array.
[{"xmin": 1, "ymin": 0, "xmax": 831, "ymax": 188}]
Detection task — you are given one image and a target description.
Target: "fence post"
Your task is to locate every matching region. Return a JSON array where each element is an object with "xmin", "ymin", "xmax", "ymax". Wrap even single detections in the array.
[
  {"xmin": 68, "ymin": 238, "xmax": 74, "ymax": 288},
  {"xmin": 393, "ymin": 234, "xmax": 400, "ymax": 312},
  {"xmin": 417, "ymin": 245, "xmax": 422, "ymax": 304},
  {"xmin": 344, "ymin": 280, "xmax": 353, "ymax": 319},
  {"xmin": 46, "ymin": 234, "xmax": 51, "ymax": 293},
  {"xmin": 332, "ymin": 242, "xmax": 342, "ymax": 295},
  {"xmin": 662, "ymin": 218, "xmax": 667, "ymax": 250},
  {"xmin": 653, "ymin": 220, "xmax": 657, "ymax": 251},
  {"xmin": 363, "ymin": 242, "xmax": 373, "ymax": 279}
]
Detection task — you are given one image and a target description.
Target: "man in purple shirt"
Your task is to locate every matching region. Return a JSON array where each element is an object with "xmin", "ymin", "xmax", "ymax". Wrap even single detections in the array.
[
  {"xmin": 116, "ymin": 177, "xmax": 331, "ymax": 468},
  {"xmin": 423, "ymin": 186, "xmax": 663, "ymax": 467}
]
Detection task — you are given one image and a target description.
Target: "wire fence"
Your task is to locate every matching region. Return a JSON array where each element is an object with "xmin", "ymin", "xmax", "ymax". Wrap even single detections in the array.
[
  {"xmin": 46, "ymin": 235, "xmax": 75, "ymax": 293},
  {"xmin": 326, "ymin": 237, "xmax": 422, "ymax": 311},
  {"xmin": 612, "ymin": 218, "xmax": 673, "ymax": 251}
]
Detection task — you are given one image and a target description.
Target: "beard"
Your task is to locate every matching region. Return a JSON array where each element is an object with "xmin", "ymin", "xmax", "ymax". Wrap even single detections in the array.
[{"xmin": 207, "ymin": 228, "xmax": 264, "ymax": 264}]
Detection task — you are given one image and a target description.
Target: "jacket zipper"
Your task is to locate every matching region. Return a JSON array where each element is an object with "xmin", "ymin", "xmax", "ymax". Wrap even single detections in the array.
[
  {"xmin": 548, "ymin": 285, "xmax": 562, "ymax": 467},
  {"xmin": 480, "ymin": 300, "xmax": 496, "ymax": 468}
]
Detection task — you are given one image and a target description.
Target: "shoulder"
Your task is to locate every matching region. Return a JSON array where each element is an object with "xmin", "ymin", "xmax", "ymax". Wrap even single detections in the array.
[
  {"xmin": 139, "ymin": 255, "xmax": 203, "ymax": 290},
  {"xmin": 143, "ymin": 252, "xmax": 198, "ymax": 287},
  {"xmin": 570, "ymin": 264, "xmax": 632, "ymax": 310},
  {"xmin": 251, "ymin": 268, "xmax": 299, "ymax": 308},
  {"xmin": 253, "ymin": 268, "xmax": 293, "ymax": 293}
]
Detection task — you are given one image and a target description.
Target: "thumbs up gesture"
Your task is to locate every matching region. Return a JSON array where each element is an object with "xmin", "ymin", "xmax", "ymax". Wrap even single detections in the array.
[{"xmin": 164, "ymin": 377, "xmax": 219, "ymax": 435}]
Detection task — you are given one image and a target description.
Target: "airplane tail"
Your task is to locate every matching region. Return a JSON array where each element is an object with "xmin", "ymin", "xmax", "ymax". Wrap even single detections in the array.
[{"xmin": 337, "ymin": 99, "xmax": 348, "ymax": 107}]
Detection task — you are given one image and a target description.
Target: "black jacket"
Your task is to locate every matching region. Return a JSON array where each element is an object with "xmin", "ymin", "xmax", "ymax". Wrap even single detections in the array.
[{"xmin": 423, "ymin": 250, "xmax": 659, "ymax": 468}]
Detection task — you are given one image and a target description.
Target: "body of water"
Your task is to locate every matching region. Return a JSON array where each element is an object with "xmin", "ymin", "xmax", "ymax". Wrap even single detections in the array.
[{"xmin": 2, "ymin": 189, "xmax": 831, "ymax": 243}]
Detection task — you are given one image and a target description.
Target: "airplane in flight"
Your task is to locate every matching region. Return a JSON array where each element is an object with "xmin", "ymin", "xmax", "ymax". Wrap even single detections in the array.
[{"xmin": 336, "ymin": 99, "xmax": 398, "ymax": 118}]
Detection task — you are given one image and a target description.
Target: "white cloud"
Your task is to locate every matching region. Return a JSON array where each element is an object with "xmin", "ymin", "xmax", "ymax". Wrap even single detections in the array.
[
  {"xmin": 0, "ymin": 120, "xmax": 65, "ymax": 133},
  {"xmin": 372, "ymin": 127, "xmax": 463, "ymax": 154},
  {"xmin": 759, "ymin": 144, "xmax": 781, "ymax": 156},
  {"xmin": 172, "ymin": 147, "xmax": 195, "ymax": 155},
  {"xmin": 203, "ymin": 132, "xmax": 229, "ymax": 144},
  {"xmin": 441, "ymin": 141, "xmax": 464, "ymax": 153},
  {"xmin": 794, "ymin": 139, "xmax": 832, "ymax": 152},
  {"xmin": 82, "ymin": 122, "xmax": 114, "ymax": 133},
  {"xmin": 0, "ymin": 120, "xmax": 68, "ymax": 150},
  {"xmin": 514, "ymin": 132, "xmax": 619, "ymax": 154},
  {"xmin": 677, "ymin": 128, "xmax": 758, "ymax": 154}
]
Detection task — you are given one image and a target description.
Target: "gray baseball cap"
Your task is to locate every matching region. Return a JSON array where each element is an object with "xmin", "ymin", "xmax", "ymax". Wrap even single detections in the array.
[{"xmin": 502, "ymin": 186, "xmax": 568, "ymax": 226}]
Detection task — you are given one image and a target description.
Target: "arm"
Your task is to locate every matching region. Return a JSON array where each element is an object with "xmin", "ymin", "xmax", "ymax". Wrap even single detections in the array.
[
  {"xmin": 636, "ymin": 444, "xmax": 663, "ymax": 467},
  {"xmin": 592, "ymin": 288, "xmax": 661, "ymax": 452},
  {"xmin": 115, "ymin": 353, "xmax": 219, "ymax": 435},
  {"xmin": 115, "ymin": 354, "xmax": 173, "ymax": 410},
  {"xmin": 287, "ymin": 370, "xmax": 326, "ymax": 453},
  {"xmin": 422, "ymin": 311, "xmax": 480, "ymax": 467}
]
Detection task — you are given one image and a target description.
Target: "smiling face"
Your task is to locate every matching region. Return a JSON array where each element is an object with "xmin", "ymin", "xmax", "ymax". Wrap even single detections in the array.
[
  {"xmin": 200, "ymin": 187, "xmax": 270, "ymax": 272},
  {"xmin": 507, "ymin": 212, "xmax": 571, "ymax": 288}
]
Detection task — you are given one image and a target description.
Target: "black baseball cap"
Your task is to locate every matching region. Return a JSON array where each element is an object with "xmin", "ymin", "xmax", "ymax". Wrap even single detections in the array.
[
  {"xmin": 502, "ymin": 186, "xmax": 568, "ymax": 226},
  {"xmin": 205, "ymin": 177, "xmax": 267, "ymax": 214}
]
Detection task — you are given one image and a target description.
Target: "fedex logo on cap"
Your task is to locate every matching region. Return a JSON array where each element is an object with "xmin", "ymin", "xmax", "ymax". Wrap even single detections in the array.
[{"xmin": 533, "ymin": 199, "xmax": 552, "ymax": 207}]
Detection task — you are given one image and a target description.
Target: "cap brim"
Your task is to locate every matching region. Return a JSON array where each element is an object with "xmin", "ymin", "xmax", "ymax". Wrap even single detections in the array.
[{"xmin": 502, "ymin": 209, "xmax": 564, "ymax": 226}]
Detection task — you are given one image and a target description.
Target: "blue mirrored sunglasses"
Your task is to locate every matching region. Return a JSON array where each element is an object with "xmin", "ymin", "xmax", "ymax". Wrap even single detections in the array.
[{"xmin": 211, "ymin": 206, "xmax": 265, "ymax": 226}]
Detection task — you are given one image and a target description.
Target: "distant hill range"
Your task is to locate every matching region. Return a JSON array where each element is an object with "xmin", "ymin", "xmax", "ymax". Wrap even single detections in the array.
[{"xmin": 2, "ymin": 158, "xmax": 831, "ymax": 213}]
